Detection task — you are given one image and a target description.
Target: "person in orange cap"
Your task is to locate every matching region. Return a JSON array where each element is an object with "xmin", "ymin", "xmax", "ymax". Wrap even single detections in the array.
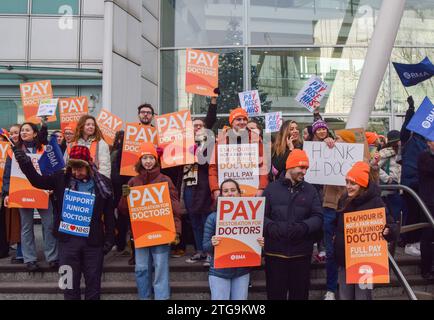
[
  {"xmin": 118, "ymin": 141, "xmax": 182, "ymax": 300},
  {"xmin": 334, "ymin": 161, "xmax": 398, "ymax": 300},
  {"xmin": 365, "ymin": 131, "xmax": 379, "ymax": 146},
  {"xmin": 209, "ymin": 107, "xmax": 268, "ymax": 198},
  {"xmin": 262, "ymin": 149, "xmax": 323, "ymax": 300}
]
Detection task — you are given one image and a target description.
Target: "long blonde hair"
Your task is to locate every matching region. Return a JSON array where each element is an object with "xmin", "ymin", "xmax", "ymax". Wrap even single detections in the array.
[{"xmin": 272, "ymin": 120, "xmax": 302, "ymax": 157}]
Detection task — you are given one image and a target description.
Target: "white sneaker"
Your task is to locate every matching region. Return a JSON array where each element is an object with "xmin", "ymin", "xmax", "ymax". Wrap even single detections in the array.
[
  {"xmin": 414, "ymin": 242, "xmax": 421, "ymax": 251},
  {"xmin": 405, "ymin": 244, "xmax": 421, "ymax": 257},
  {"xmin": 203, "ymin": 255, "xmax": 211, "ymax": 267},
  {"xmin": 185, "ymin": 253, "xmax": 204, "ymax": 263},
  {"xmin": 324, "ymin": 291, "xmax": 336, "ymax": 300}
]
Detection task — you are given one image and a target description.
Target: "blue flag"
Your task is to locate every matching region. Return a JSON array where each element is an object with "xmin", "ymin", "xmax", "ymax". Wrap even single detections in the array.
[
  {"xmin": 406, "ymin": 96, "xmax": 434, "ymax": 141},
  {"xmin": 38, "ymin": 134, "xmax": 65, "ymax": 175},
  {"xmin": 392, "ymin": 57, "xmax": 434, "ymax": 87}
]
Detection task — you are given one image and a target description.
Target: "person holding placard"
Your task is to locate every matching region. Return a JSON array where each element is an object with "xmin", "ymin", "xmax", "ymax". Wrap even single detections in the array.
[
  {"xmin": 183, "ymin": 91, "xmax": 218, "ymax": 265},
  {"xmin": 209, "ymin": 108, "xmax": 268, "ymax": 199},
  {"xmin": 2, "ymin": 124, "xmax": 23, "ymax": 264},
  {"xmin": 3, "ymin": 123, "xmax": 58, "ymax": 272},
  {"xmin": 118, "ymin": 142, "xmax": 182, "ymax": 300},
  {"xmin": 263, "ymin": 150, "xmax": 323, "ymax": 300},
  {"xmin": 12, "ymin": 144, "xmax": 115, "ymax": 299},
  {"xmin": 334, "ymin": 162, "xmax": 398, "ymax": 300},
  {"xmin": 70, "ymin": 115, "xmax": 111, "ymax": 178},
  {"xmin": 203, "ymin": 179, "xmax": 264, "ymax": 300}
]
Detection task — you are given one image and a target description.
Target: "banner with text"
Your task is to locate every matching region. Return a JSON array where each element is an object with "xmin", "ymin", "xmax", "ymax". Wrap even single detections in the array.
[
  {"xmin": 127, "ymin": 182, "xmax": 176, "ymax": 248},
  {"xmin": 303, "ymin": 141, "xmax": 364, "ymax": 186},
  {"xmin": 59, "ymin": 96, "xmax": 89, "ymax": 132},
  {"xmin": 156, "ymin": 110, "xmax": 195, "ymax": 169},
  {"xmin": 218, "ymin": 144, "xmax": 259, "ymax": 196},
  {"xmin": 265, "ymin": 112, "xmax": 283, "ymax": 133},
  {"xmin": 120, "ymin": 123, "xmax": 158, "ymax": 176},
  {"xmin": 239, "ymin": 90, "xmax": 261, "ymax": 116},
  {"xmin": 9, "ymin": 154, "xmax": 49, "ymax": 209},
  {"xmin": 344, "ymin": 207, "xmax": 390, "ymax": 284},
  {"xmin": 59, "ymin": 189, "xmax": 95, "ymax": 238},
  {"xmin": 295, "ymin": 76, "xmax": 329, "ymax": 112},
  {"xmin": 20, "ymin": 80, "xmax": 55, "ymax": 124},
  {"xmin": 37, "ymin": 99, "xmax": 58, "ymax": 118},
  {"xmin": 185, "ymin": 49, "xmax": 219, "ymax": 97},
  {"xmin": 96, "ymin": 109, "xmax": 123, "ymax": 145},
  {"xmin": 406, "ymin": 96, "xmax": 434, "ymax": 141},
  {"xmin": 215, "ymin": 197, "xmax": 265, "ymax": 269}
]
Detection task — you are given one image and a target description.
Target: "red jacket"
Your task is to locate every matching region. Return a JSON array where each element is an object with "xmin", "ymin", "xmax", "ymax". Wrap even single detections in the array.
[{"xmin": 118, "ymin": 166, "xmax": 182, "ymax": 234}]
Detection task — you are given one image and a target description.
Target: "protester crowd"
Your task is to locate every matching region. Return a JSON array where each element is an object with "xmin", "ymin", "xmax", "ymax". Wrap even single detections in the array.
[{"xmin": 0, "ymin": 92, "xmax": 433, "ymax": 302}]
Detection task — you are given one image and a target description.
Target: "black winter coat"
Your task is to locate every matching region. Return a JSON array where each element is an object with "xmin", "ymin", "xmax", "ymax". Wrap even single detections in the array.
[
  {"xmin": 417, "ymin": 150, "xmax": 434, "ymax": 209},
  {"xmin": 263, "ymin": 175, "xmax": 323, "ymax": 257},
  {"xmin": 15, "ymin": 150, "xmax": 115, "ymax": 248},
  {"xmin": 334, "ymin": 182, "xmax": 398, "ymax": 267}
]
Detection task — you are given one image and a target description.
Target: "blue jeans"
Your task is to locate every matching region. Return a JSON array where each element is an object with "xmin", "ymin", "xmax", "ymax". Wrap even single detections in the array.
[
  {"xmin": 20, "ymin": 203, "xmax": 58, "ymax": 264},
  {"xmin": 209, "ymin": 274, "xmax": 250, "ymax": 300},
  {"xmin": 323, "ymin": 207, "xmax": 338, "ymax": 293},
  {"xmin": 184, "ymin": 186, "xmax": 209, "ymax": 252},
  {"xmin": 135, "ymin": 245, "xmax": 170, "ymax": 300}
]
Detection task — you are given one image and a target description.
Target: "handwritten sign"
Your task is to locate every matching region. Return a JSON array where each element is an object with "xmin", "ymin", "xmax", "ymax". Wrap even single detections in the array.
[
  {"xmin": 239, "ymin": 90, "xmax": 261, "ymax": 116},
  {"xmin": 303, "ymin": 141, "xmax": 365, "ymax": 186},
  {"xmin": 295, "ymin": 76, "xmax": 329, "ymax": 112},
  {"xmin": 265, "ymin": 112, "xmax": 283, "ymax": 133}
]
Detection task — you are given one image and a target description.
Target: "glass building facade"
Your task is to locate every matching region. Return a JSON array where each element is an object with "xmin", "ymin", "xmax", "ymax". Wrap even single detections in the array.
[
  {"xmin": 0, "ymin": 0, "xmax": 104, "ymax": 129},
  {"xmin": 160, "ymin": 0, "xmax": 434, "ymax": 133},
  {"xmin": 1, "ymin": 1, "xmax": 434, "ymax": 133}
]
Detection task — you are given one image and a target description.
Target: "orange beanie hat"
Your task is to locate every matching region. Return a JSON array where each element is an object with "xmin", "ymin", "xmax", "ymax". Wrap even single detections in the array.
[
  {"xmin": 229, "ymin": 107, "xmax": 248, "ymax": 125},
  {"xmin": 286, "ymin": 149, "xmax": 310, "ymax": 169},
  {"xmin": 346, "ymin": 161, "xmax": 370, "ymax": 187},
  {"xmin": 365, "ymin": 132, "xmax": 379, "ymax": 145},
  {"xmin": 140, "ymin": 142, "xmax": 158, "ymax": 159}
]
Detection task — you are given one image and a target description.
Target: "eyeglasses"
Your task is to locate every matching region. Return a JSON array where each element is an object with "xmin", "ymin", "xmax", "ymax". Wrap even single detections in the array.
[{"xmin": 139, "ymin": 111, "xmax": 153, "ymax": 115}]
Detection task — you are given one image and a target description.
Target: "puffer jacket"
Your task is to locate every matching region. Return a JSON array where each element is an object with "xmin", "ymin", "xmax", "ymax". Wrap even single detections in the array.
[
  {"xmin": 118, "ymin": 166, "xmax": 182, "ymax": 234},
  {"xmin": 262, "ymin": 175, "xmax": 323, "ymax": 258},
  {"xmin": 75, "ymin": 138, "xmax": 111, "ymax": 178},
  {"xmin": 202, "ymin": 212, "xmax": 251, "ymax": 279},
  {"xmin": 334, "ymin": 182, "xmax": 398, "ymax": 267}
]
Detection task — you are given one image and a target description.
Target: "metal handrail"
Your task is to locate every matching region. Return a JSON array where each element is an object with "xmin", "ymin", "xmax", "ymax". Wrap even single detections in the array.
[
  {"xmin": 379, "ymin": 184, "xmax": 434, "ymax": 230},
  {"xmin": 388, "ymin": 252, "xmax": 418, "ymax": 300},
  {"xmin": 379, "ymin": 184, "xmax": 434, "ymax": 300}
]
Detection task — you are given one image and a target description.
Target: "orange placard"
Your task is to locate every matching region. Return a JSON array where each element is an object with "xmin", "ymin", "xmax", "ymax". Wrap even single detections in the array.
[
  {"xmin": 127, "ymin": 182, "xmax": 176, "ymax": 248},
  {"xmin": 344, "ymin": 207, "xmax": 390, "ymax": 284},
  {"xmin": 0, "ymin": 142, "xmax": 10, "ymax": 192},
  {"xmin": 120, "ymin": 123, "xmax": 158, "ymax": 176},
  {"xmin": 59, "ymin": 96, "xmax": 89, "ymax": 131},
  {"xmin": 185, "ymin": 49, "xmax": 219, "ymax": 97},
  {"xmin": 214, "ymin": 197, "xmax": 265, "ymax": 269},
  {"xmin": 96, "ymin": 109, "xmax": 123, "ymax": 145},
  {"xmin": 9, "ymin": 154, "xmax": 49, "ymax": 209},
  {"xmin": 20, "ymin": 80, "xmax": 55, "ymax": 124},
  {"xmin": 155, "ymin": 110, "xmax": 195, "ymax": 169}
]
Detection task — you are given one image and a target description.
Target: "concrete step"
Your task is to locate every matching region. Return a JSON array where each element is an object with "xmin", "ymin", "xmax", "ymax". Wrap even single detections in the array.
[{"xmin": 0, "ymin": 275, "xmax": 432, "ymax": 300}]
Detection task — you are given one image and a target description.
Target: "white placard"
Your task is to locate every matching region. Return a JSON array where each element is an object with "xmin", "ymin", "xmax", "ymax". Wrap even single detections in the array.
[
  {"xmin": 37, "ymin": 98, "xmax": 58, "ymax": 117},
  {"xmin": 295, "ymin": 76, "xmax": 329, "ymax": 112},
  {"xmin": 303, "ymin": 141, "xmax": 365, "ymax": 186}
]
